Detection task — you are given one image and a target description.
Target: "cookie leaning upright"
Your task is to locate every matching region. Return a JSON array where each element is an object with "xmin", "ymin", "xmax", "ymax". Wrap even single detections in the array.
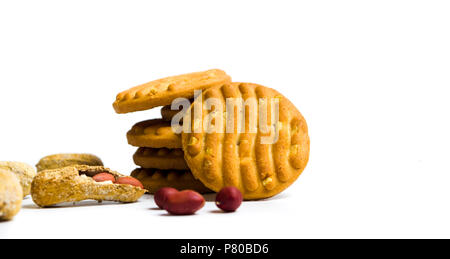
[
  {"xmin": 182, "ymin": 82, "xmax": 310, "ymax": 200},
  {"xmin": 113, "ymin": 69, "xmax": 231, "ymax": 114}
]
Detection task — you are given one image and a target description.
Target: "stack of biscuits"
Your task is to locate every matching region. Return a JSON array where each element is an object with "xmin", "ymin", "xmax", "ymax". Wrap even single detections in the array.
[
  {"xmin": 113, "ymin": 69, "xmax": 310, "ymax": 200},
  {"xmin": 126, "ymin": 113, "xmax": 212, "ymax": 194},
  {"xmin": 113, "ymin": 69, "xmax": 232, "ymax": 194}
]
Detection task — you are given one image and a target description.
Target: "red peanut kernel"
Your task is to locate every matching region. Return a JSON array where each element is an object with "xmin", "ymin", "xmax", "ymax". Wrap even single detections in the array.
[
  {"xmin": 92, "ymin": 172, "xmax": 116, "ymax": 183},
  {"xmin": 215, "ymin": 186, "xmax": 243, "ymax": 212},
  {"xmin": 164, "ymin": 190, "xmax": 205, "ymax": 215},
  {"xmin": 154, "ymin": 187, "xmax": 178, "ymax": 209},
  {"xmin": 116, "ymin": 176, "xmax": 144, "ymax": 189}
]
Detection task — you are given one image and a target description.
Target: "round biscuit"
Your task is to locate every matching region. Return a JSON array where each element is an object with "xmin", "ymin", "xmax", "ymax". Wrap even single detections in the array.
[
  {"xmin": 161, "ymin": 104, "xmax": 190, "ymax": 122},
  {"xmin": 182, "ymin": 82, "xmax": 310, "ymax": 200},
  {"xmin": 131, "ymin": 168, "xmax": 212, "ymax": 194},
  {"xmin": 113, "ymin": 69, "xmax": 231, "ymax": 114},
  {"xmin": 127, "ymin": 119, "xmax": 182, "ymax": 149},
  {"xmin": 133, "ymin": 147, "xmax": 189, "ymax": 170}
]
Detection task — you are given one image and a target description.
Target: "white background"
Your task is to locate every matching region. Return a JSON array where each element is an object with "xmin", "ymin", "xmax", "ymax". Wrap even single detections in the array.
[{"xmin": 0, "ymin": 0, "xmax": 449, "ymax": 239}]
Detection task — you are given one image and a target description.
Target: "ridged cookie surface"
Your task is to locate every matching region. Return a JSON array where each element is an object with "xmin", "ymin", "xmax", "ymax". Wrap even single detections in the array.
[
  {"xmin": 133, "ymin": 147, "xmax": 189, "ymax": 170},
  {"xmin": 31, "ymin": 165, "xmax": 146, "ymax": 207},
  {"xmin": 127, "ymin": 119, "xmax": 182, "ymax": 149},
  {"xmin": 182, "ymin": 83, "xmax": 310, "ymax": 200},
  {"xmin": 131, "ymin": 168, "xmax": 212, "ymax": 194},
  {"xmin": 113, "ymin": 69, "xmax": 231, "ymax": 114}
]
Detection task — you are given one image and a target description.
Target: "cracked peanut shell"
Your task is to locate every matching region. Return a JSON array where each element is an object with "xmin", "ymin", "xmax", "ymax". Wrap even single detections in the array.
[
  {"xmin": 0, "ymin": 169, "xmax": 23, "ymax": 221},
  {"xmin": 31, "ymin": 165, "xmax": 146, "ymax": 207},
  {"xmin": 0, "ymin": 161, "xmax": 36, "ymax": 198},
  {"xmin": 36, "ymin": 153, "xmax": 103, "ymax": 172}
]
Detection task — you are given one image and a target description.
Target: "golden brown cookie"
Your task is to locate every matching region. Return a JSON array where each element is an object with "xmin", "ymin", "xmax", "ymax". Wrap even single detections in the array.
[
  {"xmin": 133, "ymin": 147, "xmax": 189, "ymax": 170},
  {"xmin": 0, "ymin": 169, "xmax": 23, "ymax": 221},
  {"xmin": 127, "ymin": 119, "xmax": 182, "ymax": 149},
  {"xmin": 36, "ymin": 153, "xmax": 103, "ymax": 172},
  {"xmin": 131, "ymin": 168, "xmax": 212, "ymax": 194},
  {"xmin": 161, "ymin": 105, "xmax": 177, "ymax": 121},
  {"xmin": 113, "ymin": 69, "xmax": 231, "ymax": 114},
  {"xmin": 161, "ymin": 105, "xmax": 183, "ymax": 122},
  {"xmin": 0, "ymin": 161, "xmax": 36, "ymax": 198},
  {"xmin": 182, "ymin": 82, "xmax": 310, "ymax": 200},
  {"xmin": 31, "ymin": 165, "xmax": 146, "ymax": 207},
  {"xmin": 160, "ymin": 99, "xmax": 192, "ymax": 122}
]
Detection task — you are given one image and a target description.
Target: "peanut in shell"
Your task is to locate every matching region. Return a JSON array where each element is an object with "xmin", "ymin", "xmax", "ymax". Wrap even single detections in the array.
[
  {"xmin": 0, "ymin": 169, "xmax": 23, "ymax": 221},
  {"xmin": 0, "ymin": 161, "xmax": 36, "ymax": 198},
  {"xmin": 31, "ymin": 165, "xmax": 146, "ymax": 207},
  {"xmin": 36, "ymin": 153, "xmax": 103, "ymax": 172}
]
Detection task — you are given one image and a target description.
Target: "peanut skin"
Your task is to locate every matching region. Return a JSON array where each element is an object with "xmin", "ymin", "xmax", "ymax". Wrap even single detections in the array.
[
  {"xmin": 116, "ymin": 176, "xmax": 144, "ymax": 189},
  {"xmin": 215, "ymin": 186, "xmax": 243, "ymax": 212},
  {"xmin": 165, "ymin": 190, "xmax": 205, "ymax": 215},
  {"xmin": 154, "ymin": 187, "xmax": 178, "ymax": 209},
  {"xmin": 93, "ymin": 173, "xmax": 116, "ymax": 183}
]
